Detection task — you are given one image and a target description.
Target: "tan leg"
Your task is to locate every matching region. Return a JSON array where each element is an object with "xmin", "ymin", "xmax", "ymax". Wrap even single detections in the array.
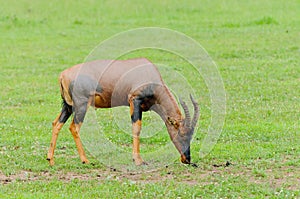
[
  {"xmin": 132, "ymin": 119, "xmax": 146, "ymax": 166},
  {"xmin": 47, "ymin": 113, "xmax": 64, "ymax": 166},
  {"xmin": 69, "ymin": 120, "xmax": 89, "ymax": 164},
  {"xmin": 129, "ymin": 98, "xmax": 146, "ymax": 166}
]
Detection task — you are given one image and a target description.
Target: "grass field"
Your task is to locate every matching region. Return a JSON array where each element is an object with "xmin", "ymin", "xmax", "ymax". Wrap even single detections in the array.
[{"xmin": 0, "ymin": 0, "xmax": 299, "ymax": 198}]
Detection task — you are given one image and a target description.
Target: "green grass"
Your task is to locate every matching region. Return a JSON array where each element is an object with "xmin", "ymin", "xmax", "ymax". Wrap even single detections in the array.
[{"xmin": 0, "ymin": 0, "xmax": 299, "ymax": 198}]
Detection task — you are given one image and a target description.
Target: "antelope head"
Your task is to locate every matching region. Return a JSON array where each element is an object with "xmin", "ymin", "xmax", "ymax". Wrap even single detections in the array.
[{"xmin": 167, "ymin": 95, "xmax": 200, "ymax": 165}]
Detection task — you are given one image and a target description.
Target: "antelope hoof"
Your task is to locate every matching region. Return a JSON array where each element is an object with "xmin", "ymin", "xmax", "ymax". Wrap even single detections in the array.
[
  {"xmin": 135, "ymin": 160, "xmax": 148, "ymax": 166},
  {"xmin": 82, "ymin": 159, "xmax": 89, "ymax": 164},
  {"xmin": 47, "ymin": 158, "xmax": 55, "ymax": 166},
  {"xmin": 133, "ymin": 158, "xmax": 148, "ymax": 166},
  {"xmin": 133, "ymin": 154, "xmax": 147, "ymax": 166}
]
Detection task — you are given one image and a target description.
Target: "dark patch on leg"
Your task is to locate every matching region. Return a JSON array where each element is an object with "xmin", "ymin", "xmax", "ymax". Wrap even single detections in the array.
[
  {"xmin": 135, "ymin": 84, "xmax": 157, "ymax": 112},
  {"xmin": 131, "ymin": 98, "xmax": 142, "ymax": 123},
  {"xmin": 58, "ymin": 100, "xmax": 73, "ymax": 123},
  {"xmin": 68, "ymin": 75, "xmax": 100, "ymax": 124},
  {"xmin": 74, "ymin": 102, "xmax": 88, "ymax": 124}
]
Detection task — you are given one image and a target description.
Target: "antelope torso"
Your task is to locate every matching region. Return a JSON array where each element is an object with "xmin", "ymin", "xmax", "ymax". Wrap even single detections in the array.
[{"xmin": 60, "ymin": 58, "xmax": 164, "ymax": 108}]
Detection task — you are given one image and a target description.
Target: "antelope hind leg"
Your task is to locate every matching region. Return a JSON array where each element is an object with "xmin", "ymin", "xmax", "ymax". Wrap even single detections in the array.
[{"xmin": 47, "ymin": 102, "xmax": 72, "ymax": 166}]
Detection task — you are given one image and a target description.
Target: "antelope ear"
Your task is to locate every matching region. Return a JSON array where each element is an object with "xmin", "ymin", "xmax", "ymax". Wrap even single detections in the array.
[{"xmin": 167, "ymin": 117, "xmax": 179, "ymax": 129}]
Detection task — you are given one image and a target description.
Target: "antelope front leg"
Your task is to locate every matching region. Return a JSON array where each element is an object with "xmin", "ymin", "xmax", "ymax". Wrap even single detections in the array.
[
  {"xmin": 132, "ymin": 120, "xmax": 144, "ymax": 165},
  {"xmin": 130, "ymin": 97, "xmax": 146, "ymax": 166}
]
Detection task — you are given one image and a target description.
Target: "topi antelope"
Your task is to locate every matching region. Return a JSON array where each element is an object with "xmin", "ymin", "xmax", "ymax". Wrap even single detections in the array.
[{"xmin": 47, "ymin": 58, "xmax": 199, "ymax": 166}]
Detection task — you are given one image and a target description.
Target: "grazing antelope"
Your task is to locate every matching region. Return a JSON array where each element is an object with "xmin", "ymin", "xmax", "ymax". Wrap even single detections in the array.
[{"xmin": 47, "ymin": 58, "xmax": 199, "ymax": 166}]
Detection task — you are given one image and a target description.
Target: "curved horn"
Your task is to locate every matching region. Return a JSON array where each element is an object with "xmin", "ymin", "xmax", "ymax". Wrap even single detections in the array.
[
  {"xmin": 190, "ymin": 94, "xmax": 199, "ymax": 129},
  {"xmin": 179, "ymin": 98, "xmax": 191, "ymax": 127}
]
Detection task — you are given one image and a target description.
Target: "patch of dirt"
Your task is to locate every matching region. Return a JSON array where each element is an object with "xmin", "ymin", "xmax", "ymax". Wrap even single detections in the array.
[
  {"xmin": 1, "ymin": 162, "xmax": 299, "ymax": 191},
  {"xmin": 0, "ymin": 166, "xmax": 206, "ymax": 185},
  {"xmin": 0, "ymin": 170, "xmax": 39, "ymax": 184},
  {"xmin": 247, "ymin": 166, "xmax": 300, "ymax": 191},
  {"xmin": 209, "ymin": 164, "xmax": 300, "ymax": 191}
]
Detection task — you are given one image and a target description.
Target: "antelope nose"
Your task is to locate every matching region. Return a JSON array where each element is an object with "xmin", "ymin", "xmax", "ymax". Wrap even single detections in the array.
[{"xmin": 181, "ymin": 146, "xmax": 191, "ymax": 164}]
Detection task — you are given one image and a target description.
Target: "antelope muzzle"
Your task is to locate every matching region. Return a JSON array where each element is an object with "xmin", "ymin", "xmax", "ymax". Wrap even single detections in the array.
[{"xmin": 181, "ymin": 146, "xmax": 191, "ymax": 164}]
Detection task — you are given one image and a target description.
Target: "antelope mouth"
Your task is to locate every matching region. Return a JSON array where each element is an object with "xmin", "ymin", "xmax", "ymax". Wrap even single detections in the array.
[{"xmin": 181, "ymin": 154, "xmax": 191, "ymax": 164}]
